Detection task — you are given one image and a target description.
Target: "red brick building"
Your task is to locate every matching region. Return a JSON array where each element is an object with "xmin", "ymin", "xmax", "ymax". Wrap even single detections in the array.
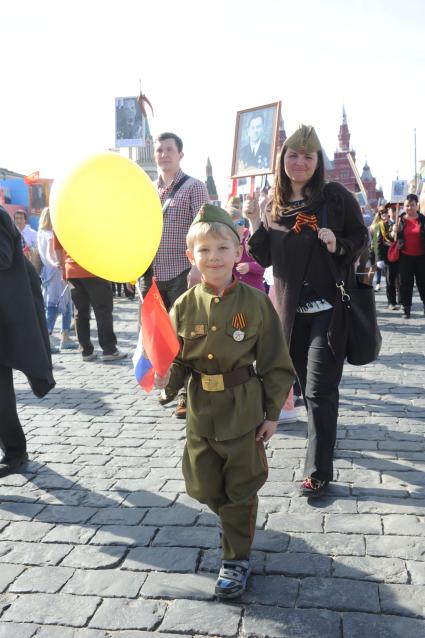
[
  {"xmin": 327, "ymin": 107, "xmax": 383, "ymax": 209},
  {"xmin": 360, "ymin": 161, "xmax": 383, "ymax": 210},
  {"xmin": 327, "ymin": 106, "xmax": 358, "ymax": 192}
]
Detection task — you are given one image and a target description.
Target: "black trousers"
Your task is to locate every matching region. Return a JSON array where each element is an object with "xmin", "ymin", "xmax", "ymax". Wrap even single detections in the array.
[
  {"xmin": 399, "ymin": 253, "xmax": 425, "ymax": 309},
  {"xmin": 68, "ymin": 278, "xmax": 117, "ymax": 356},
  {"xmin": 290, "ymin": 309, "xmax": 345, "ymax": 482},
  {"xmin": 112, "ymin": 282, "xmax": 122, "ymax": 296},
  {"xmin": 0, "ymin": 365, "xmax": 27, "ymax": 457},
  {"xmin": 385, "ymin": 261, "xmax": 400, "ymax": 306},
  {"xmin": 139, "ymin": 267, "xmax": 190, "ymax": 311}
]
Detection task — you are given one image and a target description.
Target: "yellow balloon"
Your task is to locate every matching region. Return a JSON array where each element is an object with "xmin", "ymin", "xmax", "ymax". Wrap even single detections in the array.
[{"xmin": 50, "ymin": 152, "xmax": 163, "ymax": 282}]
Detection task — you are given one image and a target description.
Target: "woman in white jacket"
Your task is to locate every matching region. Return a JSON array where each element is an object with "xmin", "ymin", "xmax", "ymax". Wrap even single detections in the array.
[{"xmin": 37, "ymin": 208, "xmax": 78, "ymax": 352}]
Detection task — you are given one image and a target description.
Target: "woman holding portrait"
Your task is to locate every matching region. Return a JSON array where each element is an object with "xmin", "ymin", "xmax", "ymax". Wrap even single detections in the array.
[
  {"xmin": 375, "ymin": 207, "xmax": 399, "ymax": 310},
  {"xmin": 247, "ymin": 125, "xmax": 368, "ymax": 497}
]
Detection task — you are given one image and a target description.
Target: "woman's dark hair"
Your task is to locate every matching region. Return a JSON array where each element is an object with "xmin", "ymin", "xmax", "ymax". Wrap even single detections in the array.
[
  {"xmin": 406, "ymin": 193, "xmax": 418, "ymax": 204},
  {"xmin": 272, "ymin": 146, "xmax": 325, "ymax": 221},
  {"xmin": 14, "ymin": 209, "xmax": 28, "ymax": 221}
]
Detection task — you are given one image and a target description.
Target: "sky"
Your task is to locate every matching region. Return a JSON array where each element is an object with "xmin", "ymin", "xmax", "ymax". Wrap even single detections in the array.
[{"xmin": 1, "ymin": 0, "xmax": 424, "ymax": 203}]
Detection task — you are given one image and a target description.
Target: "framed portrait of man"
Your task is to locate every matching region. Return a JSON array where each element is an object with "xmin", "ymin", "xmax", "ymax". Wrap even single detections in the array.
[
  {"xmin": 231, "ymin": 102, "xmax": 281, "ymax": 178},
  {"xmin": 115, "ymin": 96, "xmax": 146, "ymax": 148},
  {"xmin": 390, "ymin": 179, "xmax": 408, "ymax": 203},
  {"xmin": 31, "ymin": 184, "xmax": 46, "ymax": 209}
]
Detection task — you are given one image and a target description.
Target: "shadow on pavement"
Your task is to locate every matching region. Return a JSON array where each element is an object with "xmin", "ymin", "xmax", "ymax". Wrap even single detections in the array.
[{"xmin": 0, "ymin": 461, "xmax": 422, "ymax": 631}]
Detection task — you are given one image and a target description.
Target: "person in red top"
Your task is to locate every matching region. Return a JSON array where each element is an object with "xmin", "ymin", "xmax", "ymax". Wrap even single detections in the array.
[
  {"xmin": 53, "ymin": 236, "xmax": 127, "ymax": 361},
  {"xmin": 393, "ymin": 194, "xmax": 425, "ymax": 318}
]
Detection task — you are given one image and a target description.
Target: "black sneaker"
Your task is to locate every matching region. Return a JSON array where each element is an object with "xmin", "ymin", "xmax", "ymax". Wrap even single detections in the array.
[
  {"xmin": 0, "ymin": 453, "xmax": 29, "ymax": 478},
  {"xmin": 82, "ymin": 352, "xmax": 97, "ymax": 361},
  {"xmin": 159, "ymin": 388, "xmax": 178, "ymax": 406},
  {"xmin": 102, "ymin": 349, "xmax": 127, "ymax": 361}
]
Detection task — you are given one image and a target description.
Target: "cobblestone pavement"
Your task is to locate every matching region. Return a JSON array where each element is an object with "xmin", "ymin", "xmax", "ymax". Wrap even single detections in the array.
[{"xmin": 0, "ymin": 290, "xmax": 424, "ymax": 638}]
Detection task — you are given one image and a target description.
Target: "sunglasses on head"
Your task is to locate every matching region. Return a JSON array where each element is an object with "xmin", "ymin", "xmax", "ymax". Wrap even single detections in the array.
[{"xmin": 234, "ymin": 219, "xmax": 245, "ymax": 227}]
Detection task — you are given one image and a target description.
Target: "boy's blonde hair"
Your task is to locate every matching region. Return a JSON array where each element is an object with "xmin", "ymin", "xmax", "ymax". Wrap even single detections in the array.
[{"xmin": 186, "ymin": 221, "xmax": 240, "ymax": 251}]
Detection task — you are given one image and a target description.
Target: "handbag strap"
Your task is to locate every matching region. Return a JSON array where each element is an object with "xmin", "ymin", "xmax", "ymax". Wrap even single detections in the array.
[
  {"xmin": 140, "ymin": 174, "xmax": 191, "ymax": 281},
  {"xmin": 318, "ymin": 205, "xmax": 351, "ymax": 307},
  {"xmin": 162, "ymin": 174, "xmax": 190, "ymax": 214}
]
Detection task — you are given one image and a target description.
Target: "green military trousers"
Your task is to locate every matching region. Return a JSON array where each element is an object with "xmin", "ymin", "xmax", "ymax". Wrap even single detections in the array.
[{"xmin": 182, "ymin": 428, "xmax": 268, "ymax": 560}]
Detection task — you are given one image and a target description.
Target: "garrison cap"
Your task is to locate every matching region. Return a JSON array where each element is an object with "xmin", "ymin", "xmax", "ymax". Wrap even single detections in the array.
[
  {"xmin": 284, "ymin": 124, "xmax": 321, "ymax": 153},
  {"xmin": 192, "ymin": 203, "xmax": 240, "ymax": 240}
]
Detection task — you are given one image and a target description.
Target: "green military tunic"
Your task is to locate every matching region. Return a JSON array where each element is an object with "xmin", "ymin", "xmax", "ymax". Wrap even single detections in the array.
[
  {"xmin": 168, "ymin": 279, "xmax": 294, "ymax": 441},
  {"xmin": 168, "ymin": 278, "xmax": 294, "ymax": 561}
]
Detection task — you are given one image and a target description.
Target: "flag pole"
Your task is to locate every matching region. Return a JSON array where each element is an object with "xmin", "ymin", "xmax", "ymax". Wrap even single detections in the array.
[
  {"xmin": 135, "ymin": 280, "xmax": 143, "ymax": 303},
  {"xmin": 346, "ymin": 152, "xmax": 368, "ymax": 203},
  {"xmin": 414, "ymin": 128, "xmax": 417, "ymax": 193}
]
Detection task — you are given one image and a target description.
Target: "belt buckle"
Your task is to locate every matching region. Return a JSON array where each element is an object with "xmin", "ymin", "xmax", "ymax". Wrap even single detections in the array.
[{"xmin": 201, "ymin": 373, "xmax": 224, "ymax": 392}]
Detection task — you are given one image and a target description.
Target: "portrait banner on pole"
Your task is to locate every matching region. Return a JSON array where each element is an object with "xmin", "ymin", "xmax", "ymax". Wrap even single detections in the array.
[
  {"xmin": 115, "ymin": 96, "xmax": 146, "ymax": 148},
  {"xmin": 231, "ymin": 102, "xmax": 281, "ymax": 179},
  {"xmin": 390, "ymin": 180, "xmax": 408, "ymax": 203}
]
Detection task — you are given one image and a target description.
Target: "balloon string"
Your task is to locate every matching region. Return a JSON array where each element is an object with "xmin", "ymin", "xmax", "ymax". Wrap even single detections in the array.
[{"xmin": 135, "ymin": 281, "xmax": 143, "ymax": 303}]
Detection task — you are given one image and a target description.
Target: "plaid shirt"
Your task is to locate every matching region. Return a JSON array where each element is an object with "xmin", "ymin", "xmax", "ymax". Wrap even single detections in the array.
[{"xmin": 153, "ymin": 169, "xmax": 209, "ymax": 281}]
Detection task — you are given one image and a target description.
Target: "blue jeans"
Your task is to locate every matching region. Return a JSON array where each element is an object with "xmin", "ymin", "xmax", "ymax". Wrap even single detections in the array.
[{"xmin": 46, "ymin": 299, "xmax": 72, "ymax": 334}]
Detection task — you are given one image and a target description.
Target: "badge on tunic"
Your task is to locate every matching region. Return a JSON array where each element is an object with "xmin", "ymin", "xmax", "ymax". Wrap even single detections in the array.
[
  {"xmin": 231, "ymin": 313, "xmax": 247, "ymax": 342},
  {"xmin": 193, "ymin": 324, "xmax": 205, "ymax": 335}
]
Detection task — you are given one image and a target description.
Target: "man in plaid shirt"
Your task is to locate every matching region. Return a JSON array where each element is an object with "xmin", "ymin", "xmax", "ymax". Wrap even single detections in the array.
[{"xmin": 140, "ymin": 132, "xmax": 209, "ymax": 417}]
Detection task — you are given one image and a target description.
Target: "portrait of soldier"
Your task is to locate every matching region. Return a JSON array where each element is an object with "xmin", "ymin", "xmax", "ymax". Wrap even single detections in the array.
[{"xmin": 238, "ymin": 111, "xmax": 271, "ymax": 172}]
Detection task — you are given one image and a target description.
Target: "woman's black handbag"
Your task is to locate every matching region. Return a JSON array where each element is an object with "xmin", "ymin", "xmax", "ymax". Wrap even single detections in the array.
[
  {"xmin": 319, "ymin": 207, "xmax": 382, "ymax": 366},
  {"xmin": 334, "ymin": 277, "xmax": 382, "ymax": 365}
]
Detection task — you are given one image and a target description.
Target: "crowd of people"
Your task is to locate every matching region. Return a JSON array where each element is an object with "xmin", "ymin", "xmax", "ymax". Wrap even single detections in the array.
[
  {"xmin": 368, "ymin": 194, "xmax": 425, "ymax": 318},
  {"xmin": 1, "ymin": 125, "xmax": 424, "ymax": 602}
]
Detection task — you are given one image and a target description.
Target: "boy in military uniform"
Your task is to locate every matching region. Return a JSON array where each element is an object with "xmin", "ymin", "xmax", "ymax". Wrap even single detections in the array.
[{"xmin": 155, "ymin": 204, "xmax": 294, "ymax": 598}]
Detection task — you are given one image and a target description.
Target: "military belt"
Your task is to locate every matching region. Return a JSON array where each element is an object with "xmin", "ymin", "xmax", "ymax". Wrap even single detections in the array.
[{"xmin": 192, "ymin": 365, "xmax": 256, "ymax": 392}]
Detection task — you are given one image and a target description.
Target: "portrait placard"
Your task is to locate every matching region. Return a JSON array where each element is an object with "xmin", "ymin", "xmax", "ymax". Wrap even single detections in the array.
[
  {"xmin": 115, "ymin": 97, "xmax": 146, "ymax": 148},
  {"xmin": 390, "ymin": 180, "xmax": 408, "ymax": 203},
  {"xmin": 231, "ymin": 102, "xmax": 281, "ymax": 178}
]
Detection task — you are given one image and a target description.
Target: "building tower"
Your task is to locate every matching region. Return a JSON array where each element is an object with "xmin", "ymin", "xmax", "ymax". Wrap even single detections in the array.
[
  {"xmin": 361, "ymin": 160, "xmax": 382, "ymax": 209},
  {"xmin": 325, "ymin": 107, "xmax": 384, "ymax": 208},
  {"xmin": 205, "ymin": 157, "xmax": 219, "ymax": 202},
  {"xmin": 338, "ymin": 105, "xmax": 351, "ymax": 152},
  {"xmin": 136, "ymin": 119, "xmax": 157, "ymax": 181},
  {"xmin": 328, "ymin": 106, "xmax": 358, "ymax": 192}
]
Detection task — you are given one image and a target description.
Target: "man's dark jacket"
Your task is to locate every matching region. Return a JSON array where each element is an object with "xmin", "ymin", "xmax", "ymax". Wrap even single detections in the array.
[{"xmin": 0, "ymin": 206, "xmax": 55, "ymax": 397}]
